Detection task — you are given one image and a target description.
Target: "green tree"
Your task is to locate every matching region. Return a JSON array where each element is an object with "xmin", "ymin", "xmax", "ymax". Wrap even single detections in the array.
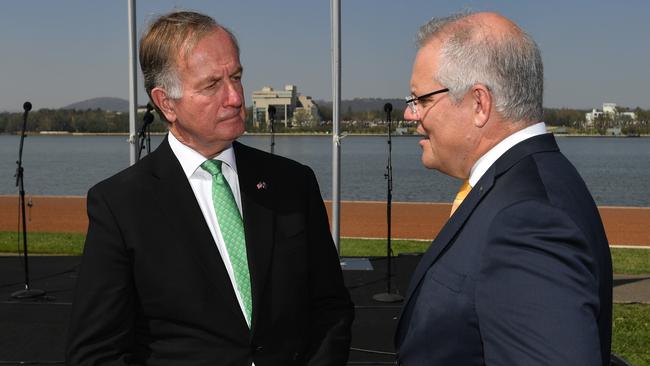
[
  {"xmin": 593, "ymin": 114, "xmax": 612, "ymax": 135},
  {"xmin": 292, "ymin": 109, "xmax": 316, "ymax": 127}
]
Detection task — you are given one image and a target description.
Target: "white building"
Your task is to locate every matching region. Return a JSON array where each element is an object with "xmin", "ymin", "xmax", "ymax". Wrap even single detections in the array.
[
  {"xmin": 585, "ymin": 102, "xmax": 636, "ymax": 126},
  {"xmin": 251, "ymin": 85, "xmax": 321, "ymax": 128}
]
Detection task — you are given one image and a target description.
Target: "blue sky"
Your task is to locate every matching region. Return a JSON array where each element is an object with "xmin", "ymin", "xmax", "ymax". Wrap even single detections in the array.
[{"xmin": 1, "ymin": 0, "xmax": 648, "ymax": 112}]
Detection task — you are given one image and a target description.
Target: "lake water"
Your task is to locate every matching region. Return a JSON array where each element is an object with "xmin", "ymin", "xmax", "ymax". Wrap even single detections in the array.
[{"xmin": 0, "ymin": 134, "xmax": 648, "ymax": 206}]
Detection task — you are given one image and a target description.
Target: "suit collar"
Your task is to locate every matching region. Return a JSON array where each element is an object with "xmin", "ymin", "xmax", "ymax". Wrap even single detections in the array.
[
  {"xmin": 469, "ymin": 122, "xmax": 547, "ymax": 187},
  {"xmin": 167, "ymin": 131, "xmax": 238, "ymax": 179},
  {"xmin": 492, "ymin": 133, "xmax": 558, "ymax": 176},
  {"xmin": 395, "ymin": 133, "xmax": 560, "ymax": 346}
]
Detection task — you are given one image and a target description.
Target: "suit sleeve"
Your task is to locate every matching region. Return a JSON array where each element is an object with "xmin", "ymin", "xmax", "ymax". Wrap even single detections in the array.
[
  {"xmin": 475, "ymin": 200, "xmax": 604, "ymax": 365},
  {"xmin": 65, "ymin": 185, "xmax": 141, "ymax": 365},
  {"xmin": 302, "ymin": 166, "xmax": 355, "ymax": 366}
]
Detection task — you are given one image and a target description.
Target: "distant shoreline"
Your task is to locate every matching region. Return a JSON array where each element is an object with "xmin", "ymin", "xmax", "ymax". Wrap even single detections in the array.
[{"xmin": 1, "ymin": 131, "xmax": 649, "ymax": 138}]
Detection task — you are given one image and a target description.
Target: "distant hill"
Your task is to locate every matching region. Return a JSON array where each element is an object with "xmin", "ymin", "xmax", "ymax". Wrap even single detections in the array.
[
  {"xmin": 60, "ymin": 97, "xmax": 404, "ymax": 114},
  {"xmin": 315, "ymin": 97, "xmax": 404, "ymax": 113},
  {"xmin": 62, "ymin": 97, "xmax": 129, "ymax": 112}
]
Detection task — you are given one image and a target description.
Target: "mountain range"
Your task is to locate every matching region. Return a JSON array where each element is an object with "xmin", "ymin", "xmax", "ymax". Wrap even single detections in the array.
[
  {"xmin": 62, "ymin": 97, "xmax": 403, "ymax": 113},
  {"xmin": 62, "ymin": 97, "xmax": 130, "ymax": 112}
]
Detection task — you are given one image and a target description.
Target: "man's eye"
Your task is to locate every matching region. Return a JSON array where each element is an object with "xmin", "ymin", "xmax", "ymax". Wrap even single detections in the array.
[{"xmin": 418, "ymin": 97, "xmax": 433, "ymax": 106}]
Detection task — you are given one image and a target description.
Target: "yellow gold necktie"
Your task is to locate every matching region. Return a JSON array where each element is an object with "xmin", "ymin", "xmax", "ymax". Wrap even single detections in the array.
[{"xmin": 450, "ymin": 180, "xmax": 471, "ymax": 217}]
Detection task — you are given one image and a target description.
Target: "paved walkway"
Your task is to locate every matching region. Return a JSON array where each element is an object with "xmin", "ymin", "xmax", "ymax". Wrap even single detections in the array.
[
  {"xmin": 613, "ymin": 275, "xmax": 650, "ymax": 304},
  {"xmin": 1, "ymin": 196, "xmax": 650, "ymax": 246}
]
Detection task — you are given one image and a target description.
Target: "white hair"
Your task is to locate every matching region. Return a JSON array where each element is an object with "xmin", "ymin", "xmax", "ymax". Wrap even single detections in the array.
[{"xmin": 416, "ymin": 12, "xmax": 544, "ymax": 122}]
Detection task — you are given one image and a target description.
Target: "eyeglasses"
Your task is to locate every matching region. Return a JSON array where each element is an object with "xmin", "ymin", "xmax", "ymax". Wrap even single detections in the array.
[{"xmin": 405, "ymin": 87, "xmax": 449, "ymax": 115}]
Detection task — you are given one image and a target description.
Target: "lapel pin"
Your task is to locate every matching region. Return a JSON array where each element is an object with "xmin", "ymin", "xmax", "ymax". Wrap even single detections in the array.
[{"xmin": 256, "ymin": 181, "xmax": 267, "ymax": 190}]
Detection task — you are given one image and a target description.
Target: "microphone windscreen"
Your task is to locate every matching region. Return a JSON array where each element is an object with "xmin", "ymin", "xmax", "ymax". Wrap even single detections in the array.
[
  {"xmin": 144, "ymin": 113, "xmax": 154, "ymax": 124},
  {"xmin": 384, "ymin": 103, "xmax": 392, "ymax": 113},
  {"xmin": 23, "ymin": 101, "xmax": 32, "ymax": 112}
]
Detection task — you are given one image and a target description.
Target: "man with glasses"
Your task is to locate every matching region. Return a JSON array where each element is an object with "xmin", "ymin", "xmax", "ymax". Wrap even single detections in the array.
[{"xmin": 395, "ymin": 12, "xmax": 612, "ymax": 365}]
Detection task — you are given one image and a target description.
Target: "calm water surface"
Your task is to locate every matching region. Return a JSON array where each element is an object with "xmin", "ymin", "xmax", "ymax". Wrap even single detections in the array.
[{"xmin": 0, "ymin": 134, "xmax": 648, "ymax": 206}]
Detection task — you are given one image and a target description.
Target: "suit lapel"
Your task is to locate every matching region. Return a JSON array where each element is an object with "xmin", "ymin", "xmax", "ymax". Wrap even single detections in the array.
[
  {"xmin": 395, "ymin": 167, "xmax": 495, "ymax": 344},
  {"xmin": 395, "ymin": 133, "xmax": 560, "ymax": 345},
  {"xmin": 149, "ymin": 137, "xmax": 244, "ymax": 320},
  {"xmin": 234, "ymin": 142, "xmax": 274, "ymax": 332},
  {"xmin": 404, "ymin": 169, "xmax": 495, "ymax": 303}
]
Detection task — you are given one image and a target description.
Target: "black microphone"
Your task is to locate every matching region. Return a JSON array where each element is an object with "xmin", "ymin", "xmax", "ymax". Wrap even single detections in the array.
[
  {"xmin": 384, "ymin": 103, "xmax": 392, "ymax": 125},
  {"xmin": 143, "ymin": 103, "xmax": 154, "ymax": 125},
  {"xmin": 143, "ymin": 111, "xmax": 154, "ymax": 125},
  {"xmin": 268, "ymin": 105, "xmax": 277, "ymax": 154},
  {"xmin": 23, "ymin": 101, "xmax": 32, "ymax": 114}
]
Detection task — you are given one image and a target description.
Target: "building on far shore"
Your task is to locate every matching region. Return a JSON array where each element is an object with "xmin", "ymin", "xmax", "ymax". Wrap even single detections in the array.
[
  {"xmin": 251, "ymin": 85, "xmax": 321, "ymax": 128},
  {"xmin": 585, "ymin": 102, "xmax": 636, "ymax": 126}
]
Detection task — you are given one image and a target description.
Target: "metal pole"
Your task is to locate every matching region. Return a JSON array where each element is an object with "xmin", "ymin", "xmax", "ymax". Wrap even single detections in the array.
[
  {"xmin": 127, "ymin": 0, "xmax": 138, "ymax": 165},
  {"xmin": 330, "ymin": 0, "xmax": 341, "ymax": 253}
]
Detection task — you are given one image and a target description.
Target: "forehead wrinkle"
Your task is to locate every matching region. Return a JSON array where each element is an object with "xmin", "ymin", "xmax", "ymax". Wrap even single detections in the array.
[{"xmin": 179, "ymin": 45, "xmax": 240, "ymax": 84}]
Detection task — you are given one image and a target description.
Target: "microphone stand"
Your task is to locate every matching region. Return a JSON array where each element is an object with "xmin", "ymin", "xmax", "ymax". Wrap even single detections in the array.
[
  {"xmin": 373, "ymin": 103, "xmax": 403, "ymax": 303},
  {"xmin": 146, "ymin": 117, "xmax": 152, "ymax": 154},
  {"xmin": 136, "ymin": 104, "xmax": 154, "ymax": 161},
  {"xmin": 268, "ymin": 105, "xmax": 276, "ymax": 155},
  {"xmin": 12, "ymin": 102, "xmax": 45, "ymax": 299}
]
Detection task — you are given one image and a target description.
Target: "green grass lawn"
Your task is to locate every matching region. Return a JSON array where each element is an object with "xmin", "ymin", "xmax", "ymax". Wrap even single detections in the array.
[
  {"xmin": 0, "ymin": 231, "xmax": 85, "ymax": 255},
  {"xmin": 612, "ymin": 248, "xmax": 650, "ymax": 275},
  {"xmin": 1, "ymin": 232, "xmax": 648, "ymax": 364},
  {"xmin": 613, "ymin": 304, "xmax": 650, "ymax": 366}
]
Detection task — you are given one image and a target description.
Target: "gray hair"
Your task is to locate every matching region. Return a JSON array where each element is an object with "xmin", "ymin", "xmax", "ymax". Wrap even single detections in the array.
[
  {"xmin": 416, "ymin": 12, "xmax": 544, "ymax": 123},
  {"xmin": 139, "ymin": 11, "xmax": 240, "ymax": 101}
]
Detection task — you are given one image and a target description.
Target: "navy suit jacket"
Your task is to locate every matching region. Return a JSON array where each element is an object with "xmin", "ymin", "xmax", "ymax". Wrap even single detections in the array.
[
  {"xmin": 395, "ymin": 133, "xmax": 612, "ymax": 365},
  {"xmin": 66, "ymin": 138, "xmax": 353, "ymax": 366}
]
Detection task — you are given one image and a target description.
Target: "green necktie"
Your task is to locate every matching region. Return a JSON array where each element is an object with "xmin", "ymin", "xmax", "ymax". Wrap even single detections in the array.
[{"xmin": 201, "ymin": 159, "xmax": 252, "ymax": 327}]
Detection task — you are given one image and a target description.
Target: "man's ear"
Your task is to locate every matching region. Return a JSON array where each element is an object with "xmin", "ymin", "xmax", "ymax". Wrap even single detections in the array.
[
  {"xmin": 151, "ymin": 87, "xmax": 177, "ymax": 123},
  {"xmin": 471, "ymin": 84, "xmax": 492, "ymax": 128}
]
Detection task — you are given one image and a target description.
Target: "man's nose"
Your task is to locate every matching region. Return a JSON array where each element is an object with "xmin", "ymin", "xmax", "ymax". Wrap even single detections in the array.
[
  {"xmin": 404, "ymin": 106, "xmax": 417, "ymax": 121},
  {"xmin": 223, "ymin": 81, "xmax": 243, "ymax": 107}
]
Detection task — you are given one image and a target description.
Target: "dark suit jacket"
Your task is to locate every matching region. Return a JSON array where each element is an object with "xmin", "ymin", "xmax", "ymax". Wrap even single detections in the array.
[
  {"xmin": 395, "ymin": 133, "xmax": 612, "ymax": 365},
  {"xmin": 66, "ymin": 138, "xmax": 354, "ymax": 366}
]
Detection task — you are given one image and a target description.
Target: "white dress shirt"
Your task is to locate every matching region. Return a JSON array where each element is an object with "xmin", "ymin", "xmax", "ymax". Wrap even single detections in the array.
[
  {"xmin": 468, "ymin": 122, "xmax": 548, "ymax": 188},
  {"xmin": 167, "ymin": 132, "xmax": 251, "ymax": 328}
]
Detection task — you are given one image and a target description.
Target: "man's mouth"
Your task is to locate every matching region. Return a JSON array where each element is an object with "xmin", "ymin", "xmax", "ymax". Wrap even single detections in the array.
[{"xmin": 218, "ymin": 112, "xmax": 241, "ymax": 122}]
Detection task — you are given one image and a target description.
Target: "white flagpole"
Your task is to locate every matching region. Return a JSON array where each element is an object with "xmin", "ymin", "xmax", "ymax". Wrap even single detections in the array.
[
  {"xmin": 330, "ymin": 0, "xmax": 341, "ymax": 253},
  {"xmin": 127, "ymin": 0, "xmax": 138, "ymax": 165}
]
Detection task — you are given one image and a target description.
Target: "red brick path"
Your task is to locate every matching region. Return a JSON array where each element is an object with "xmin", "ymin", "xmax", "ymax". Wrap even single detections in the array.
[{"xmin": 1, "ymin": 196, "xmax": 648, "ymax": 246}]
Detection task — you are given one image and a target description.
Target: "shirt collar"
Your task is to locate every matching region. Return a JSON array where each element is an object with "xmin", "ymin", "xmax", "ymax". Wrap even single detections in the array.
[
  {"xmin": 167, "ymin": 132, "xmax": 238, "ymax": 179},
  {"xmin": 468, "ymin": 122, "xmax": 547, "ymax": 187}
]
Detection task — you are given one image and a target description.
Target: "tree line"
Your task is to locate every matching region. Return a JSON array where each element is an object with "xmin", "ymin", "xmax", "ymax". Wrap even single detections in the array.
[{"xmin": 1, "ymin": 106, "xmax": 649, "ymax": 135}]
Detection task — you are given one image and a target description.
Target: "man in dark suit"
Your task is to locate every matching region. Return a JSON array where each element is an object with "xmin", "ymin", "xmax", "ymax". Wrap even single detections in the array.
[
  {"xmin": 66, "ymin": 11, "xmax": 353, "ymax": 366},
  {"xmin": 395, "ymin": 12, "xmax": 612, "ymax": 365}
]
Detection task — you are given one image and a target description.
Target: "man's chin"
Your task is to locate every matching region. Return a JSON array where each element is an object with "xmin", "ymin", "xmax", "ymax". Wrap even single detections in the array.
[
  {"xmin": 218, "ymin": 118, "xmax": 245, "ymax": 135},
  {"xmin": 420, "ymin": 155, "xmax": 437, "ymax": 170}
]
